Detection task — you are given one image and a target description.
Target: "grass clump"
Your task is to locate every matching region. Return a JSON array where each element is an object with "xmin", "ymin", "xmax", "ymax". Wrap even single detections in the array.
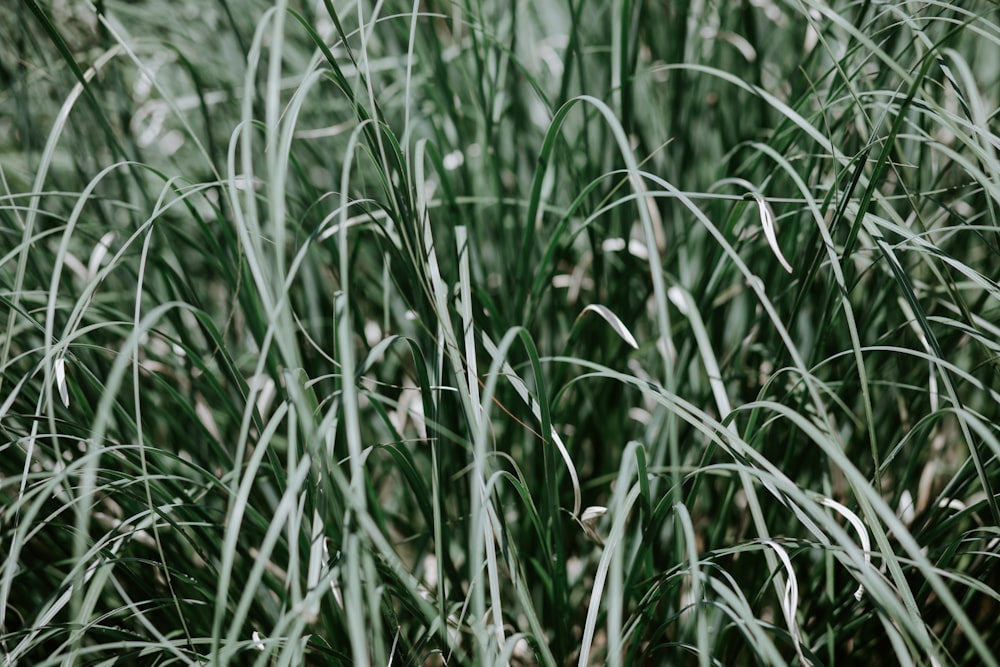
[{"xmin": 2, "ymin": 0, "xmax": 999, "ymax": 664}]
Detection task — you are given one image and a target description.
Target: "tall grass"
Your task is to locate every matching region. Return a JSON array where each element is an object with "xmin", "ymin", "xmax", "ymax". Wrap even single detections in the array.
[{"xmin": 2, "ymin": 0, "xmax": 999, "ymax": 664}]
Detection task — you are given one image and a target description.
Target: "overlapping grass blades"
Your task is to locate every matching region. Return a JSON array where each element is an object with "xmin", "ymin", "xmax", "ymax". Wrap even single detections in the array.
[{"xmin": 1, "ymin": 1, "xmax": 998, "ymax": 665}]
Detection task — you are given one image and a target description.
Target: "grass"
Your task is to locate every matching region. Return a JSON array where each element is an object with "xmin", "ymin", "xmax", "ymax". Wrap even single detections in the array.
[{"xmin": 1, "ymin": 0, "xmax": 999, "ymax": 664}]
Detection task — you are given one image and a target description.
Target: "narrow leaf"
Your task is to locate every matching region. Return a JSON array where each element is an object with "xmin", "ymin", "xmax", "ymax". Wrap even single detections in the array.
[
  {"xmin": 752, "ymin": 192, "xmax": 793, "ymax": 274},
  {"xmin": 54, "ymin": 357, "xmax": 69, "ymax": 407},
  {"xmin": 579, "ymin": 304, "xmax": 639, "ymax": 349}
]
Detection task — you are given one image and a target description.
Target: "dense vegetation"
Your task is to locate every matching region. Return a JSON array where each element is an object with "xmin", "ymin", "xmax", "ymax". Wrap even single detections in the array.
[{"xmin": 2, "ymin": 0, "xmax": 999, "ymax": 664}]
